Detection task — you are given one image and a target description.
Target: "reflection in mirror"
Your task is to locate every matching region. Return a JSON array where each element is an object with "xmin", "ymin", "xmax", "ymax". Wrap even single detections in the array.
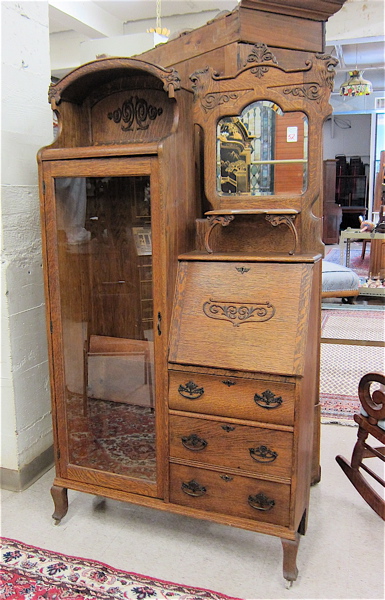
[
  {"xmin": 217, "ymin": 101, "xmax": 308, "ymax": 196},
  {"xmin": 55, "ymin": 176, "xmax": 156, "ymax": 483}
]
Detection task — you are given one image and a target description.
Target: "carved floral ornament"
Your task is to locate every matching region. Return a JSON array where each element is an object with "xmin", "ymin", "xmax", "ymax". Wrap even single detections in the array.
[{"xmin": 189, "ymin": 46, "xmax": 337, "ymax": 111}]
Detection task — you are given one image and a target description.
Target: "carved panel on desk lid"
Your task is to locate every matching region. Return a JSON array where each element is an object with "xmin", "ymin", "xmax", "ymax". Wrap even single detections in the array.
[{"xmin": 202, "ymin": 299, "xmax": 275, "ymax": 326}]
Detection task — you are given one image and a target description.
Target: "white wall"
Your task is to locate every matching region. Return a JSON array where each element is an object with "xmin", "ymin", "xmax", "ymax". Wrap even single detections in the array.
[
  {"xmin": 1, "ymin": 2, "xmax": 53, "ymax": 479},
  {"xmin": 323, "ymin": 113, "xmax": 372, "ymax": 162}
]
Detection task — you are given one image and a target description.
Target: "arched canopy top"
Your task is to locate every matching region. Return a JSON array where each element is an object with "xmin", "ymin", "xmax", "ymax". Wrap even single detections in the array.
[{"xmin": 48, "ymin": 57, "xmax": 183, "ymax": 106}]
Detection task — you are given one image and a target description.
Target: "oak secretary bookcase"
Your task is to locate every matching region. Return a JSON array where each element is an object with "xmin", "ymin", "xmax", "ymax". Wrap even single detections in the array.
[{"xmin": 38, "ymin": 0, "xmax": 346, "ymax": 587}]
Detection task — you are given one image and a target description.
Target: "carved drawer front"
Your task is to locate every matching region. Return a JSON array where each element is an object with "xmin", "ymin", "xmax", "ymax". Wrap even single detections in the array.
[
  {"xmin": 169, "ymin": 261, "xmax": 313, "ymax": 376},
  {"xmin": 169, "ymin": 371, "xmax": 295, "ymax": 426},
  {"xmin": 169, "ymin": 463, "xmax": 290, "ymax": 527},
  {"xmin": 169, "ymin": 415, "xmax": 293, "ymax": 478}
]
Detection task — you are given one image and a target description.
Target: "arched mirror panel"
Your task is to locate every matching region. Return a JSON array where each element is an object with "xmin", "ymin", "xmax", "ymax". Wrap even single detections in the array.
[{"xmin": 216, "ymin": 101, "xmax": 308, "ymax": 197}]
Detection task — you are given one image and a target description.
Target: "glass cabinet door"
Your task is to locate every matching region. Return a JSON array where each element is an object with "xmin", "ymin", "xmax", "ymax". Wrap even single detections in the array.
[{"xmin": 45, "ymin": 159, "xmax": 163, "ymax": 497}]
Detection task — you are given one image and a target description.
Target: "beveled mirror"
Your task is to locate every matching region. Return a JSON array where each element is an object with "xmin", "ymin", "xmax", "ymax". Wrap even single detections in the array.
[{"xmin": 216, "ymin": 101, "xmax": 308, "ymax": 197}]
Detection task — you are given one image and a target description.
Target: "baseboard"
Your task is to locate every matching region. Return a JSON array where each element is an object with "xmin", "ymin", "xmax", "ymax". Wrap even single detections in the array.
[{"xmin": 0, "ymin": 445, "xmax": 54, "ymax": 491}]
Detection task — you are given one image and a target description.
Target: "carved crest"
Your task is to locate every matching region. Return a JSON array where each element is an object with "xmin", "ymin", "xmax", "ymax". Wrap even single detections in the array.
[{"xmin": 246, "ymin": 43, "xmax": 279, "ymax": 78}]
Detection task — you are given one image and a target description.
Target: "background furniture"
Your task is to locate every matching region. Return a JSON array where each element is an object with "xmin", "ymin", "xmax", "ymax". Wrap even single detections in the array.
[
  {"xmin": 336, "ymin": 372, "xmax": 385, "ymax": 521},
  {"xmin": 339, "ymin": 228, "xmax": 385, "ymax": 272},
  {"xmin": 335, "ymin": 155, "xmax": 368, "ymax": 229},
  {"xmin": 38, "ymin": 0, "xmax": 346, "ymax": 588},
  {"xmin": 321, "ymin": 261, "xmax": 359, "ymax": 302},
  {"xmin": 323, "ymin": 159, "xmax": 342, "ymax": 244}
]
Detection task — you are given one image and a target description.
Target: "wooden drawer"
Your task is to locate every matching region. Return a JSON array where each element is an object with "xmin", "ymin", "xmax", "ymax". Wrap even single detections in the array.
[
  {"xmin": 170, "ymin": 415, "xmax": 293, "ymax": 478},
  {"xmin": 169, "ymin": 463, "xmax": 290, "ymax": 527},
  {"xmin": 169, "ymin": 370, "xmax": 295, "ymax": 426}
]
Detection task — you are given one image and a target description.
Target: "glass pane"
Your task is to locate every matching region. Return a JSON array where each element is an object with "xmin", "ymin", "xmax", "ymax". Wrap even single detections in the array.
[
  {"xmin": 55, "ymin": 176, "xmax": 155, "ymax": 482},
  {"xmin": 217, "ymin": 101, "xmax": 308, "ymax": 196}
]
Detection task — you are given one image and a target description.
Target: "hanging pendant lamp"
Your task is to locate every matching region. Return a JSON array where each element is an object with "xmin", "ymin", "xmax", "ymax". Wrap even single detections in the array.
[
  {"xmin": 147, "ymin": 0, "xmax": 170, "ymax": 37},
  {"xmin": 339, "ymin": 69, "xmax": 373, "ymax": 96}
]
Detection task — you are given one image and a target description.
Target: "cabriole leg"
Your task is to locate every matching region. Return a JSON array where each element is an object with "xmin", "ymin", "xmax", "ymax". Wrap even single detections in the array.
[
  {"xmin": 51, "ymin": 485, "xmax": 68, "ymax": 525},
  {"xmin": 281, "ymin": 532, "xmax": 300, "ymax": 587}
]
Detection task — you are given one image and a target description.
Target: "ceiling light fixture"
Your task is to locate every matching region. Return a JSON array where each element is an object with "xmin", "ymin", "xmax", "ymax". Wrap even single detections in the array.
[
  {"xmin": 147, "ymin": 0, "xmax": 170, "ymax": 37},
  {"xmin": 339, "ymin": 69, "xmax": 373, "ymax": 97},
  {"xmin": 339, "ymin": 45, "xmax": 373, "ymax": 97}
]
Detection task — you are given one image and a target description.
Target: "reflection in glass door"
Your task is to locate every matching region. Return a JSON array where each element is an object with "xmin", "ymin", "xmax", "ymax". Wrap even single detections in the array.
[{"xmin": 55, "ymin": 175, "xmax": 156, "ymax": 483}]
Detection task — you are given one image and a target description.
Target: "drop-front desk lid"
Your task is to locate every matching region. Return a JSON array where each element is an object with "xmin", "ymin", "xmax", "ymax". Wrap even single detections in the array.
[{"xmin": 169, "ymin": 255, "xmax": 320, "ymax": 377}]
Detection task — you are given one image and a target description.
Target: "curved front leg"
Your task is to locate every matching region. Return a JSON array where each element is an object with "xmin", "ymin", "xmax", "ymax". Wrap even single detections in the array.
[
  {"xmin": 281, "ymin": 532, "xmax": 300, "ymax": 587},
  {"xmin": 51, "ymin": 485, "xmax": 68, "ymax": 525}
]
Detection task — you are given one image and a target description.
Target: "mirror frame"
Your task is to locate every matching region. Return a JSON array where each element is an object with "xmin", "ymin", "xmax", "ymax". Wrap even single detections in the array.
[{"xmin": 190, "ymin": 45, "xmax": 337, "ymax": 213}]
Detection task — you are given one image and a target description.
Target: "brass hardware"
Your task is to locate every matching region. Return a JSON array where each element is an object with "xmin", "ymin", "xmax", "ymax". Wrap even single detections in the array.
[
  {"xmin": 181, "ymin": 434, "xmax": 208, "ymax": 451},
  {"xmin": 236, "ymin": 267, "xmax": 250, "ymax": 274},
  {"xmin": 178, "ymin": 381, "xmax": 204, "ymax": 400},
  {"xmin": 222, "ymin": 380, "xmax": 236, "ymax": 387},
  {"xmin": 221, "ymin": 424, "xmax": 236, "ymax": 432},
  {"xmin": 254, "ymin": 389, "xmax": 283, "ymax": 410},
  {"xmin": 248, "ymin": 492, "xmax": 275, "ymax": 511},
  {"xmin": 203, "ymin": 299, "xmax": 275, "ymax": 327},
  {"xmin": 249, "ymin": 445, "xmax": 278, "ymax": 463},
  {"xmin": 220, "ymin": 474, "xmax": 233, "ymax": 482},
  {"xmin": 181, "ymin": 479, "xmax": 207, "ymax": 497}
]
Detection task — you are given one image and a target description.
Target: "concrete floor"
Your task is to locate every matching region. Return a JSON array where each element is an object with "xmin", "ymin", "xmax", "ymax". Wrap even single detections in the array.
[{"xmin": 1, "ymin": 423, "xmax": 384, "ymax": 600}]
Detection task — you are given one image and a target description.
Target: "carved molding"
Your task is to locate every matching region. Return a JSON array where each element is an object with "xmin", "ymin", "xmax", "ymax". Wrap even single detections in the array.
[
  {"xmin": 201, "ymin": 91, "xmax": 244, "ymax": 112},
  {"xmin": 202, "ymin": 299, "xmax": 275, "ymax": 326},
  {"xmin": 107, "ymin": 96, "xmax": 163, "ymax": 131},
  {"xmin": 282, "ymin": 83, "xmax": 323, "ymax": 102}
]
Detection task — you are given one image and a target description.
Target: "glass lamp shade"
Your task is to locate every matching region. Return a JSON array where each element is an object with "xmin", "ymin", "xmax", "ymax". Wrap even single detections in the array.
[{"xmin": 339, "ymin": 70, "xmax": 373, "ymax": 96}]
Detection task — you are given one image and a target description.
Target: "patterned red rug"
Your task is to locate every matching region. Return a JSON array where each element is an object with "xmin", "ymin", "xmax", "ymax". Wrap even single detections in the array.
[
  {"xmin": 325, "ymin": 243, "xmax": 369, "ymax": 277},
  {"xmin": 1, "ymin": 537, "xmax": 243, "ymax": 600}
]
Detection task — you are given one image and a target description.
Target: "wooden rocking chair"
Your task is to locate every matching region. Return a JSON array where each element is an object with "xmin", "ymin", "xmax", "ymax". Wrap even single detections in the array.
[{"xmin": 336, "ymin": 372, "xmax": 385, "ymax": 520}]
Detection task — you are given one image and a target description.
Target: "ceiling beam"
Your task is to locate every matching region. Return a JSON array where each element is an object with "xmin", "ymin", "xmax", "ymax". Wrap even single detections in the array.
[{"xmin": 49, "ymin": 1, "xmax": 124, "ymax": 38}]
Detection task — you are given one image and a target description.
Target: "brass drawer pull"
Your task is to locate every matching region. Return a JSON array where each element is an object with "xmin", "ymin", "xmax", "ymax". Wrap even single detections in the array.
[
  {"xmin": 178, "ymin": 381, "xmax": 204, "ymax": 399},
  {"xmin": 248, "ymin": 492, "xmax": 275, "ymax": 511},
  {"xmin": 249, "ymin": 445, "xmax": 278, "ymax": 463},
  {"xmin": 222, "ymin": 380, "xmax": 236, "ymax": 387},
  {"xmin": 220, "ymin": 474, "xmax": 233, "ymax": 482},
  {"xmin": 254, "ymin": 389, "xmax": 283, "ymax": 410},
  {"xmin": 181, "ymin": 479, "xmax": 207, "ymax": 497},
  {"xmin": 181, "ymin": 434, "xmax": 208, "ymax": 451}
]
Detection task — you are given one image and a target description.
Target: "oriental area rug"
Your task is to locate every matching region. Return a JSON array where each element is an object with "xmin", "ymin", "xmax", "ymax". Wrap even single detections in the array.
[
  {"xmin": 0, "ymin": 537, "xmax": 243, "ymax": 600},
  {"xmin": 325, "ymin": 243, "xmax": 369, "ymax": 277},
  {"xmin": 320, "ymin": 308, "xmax": 385, "ymax": 425}
]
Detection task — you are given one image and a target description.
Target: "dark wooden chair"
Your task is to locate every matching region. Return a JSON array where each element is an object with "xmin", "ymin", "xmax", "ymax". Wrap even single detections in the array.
[{"xmin": 336, "ymin": 372, "xmax": 385, "ymax": 520}]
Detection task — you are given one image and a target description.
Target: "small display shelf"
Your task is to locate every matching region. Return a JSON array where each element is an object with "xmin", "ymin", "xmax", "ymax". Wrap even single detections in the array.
[{"xmin": 204, "ymin": 209, "xmax": 300, "ymax": 255}]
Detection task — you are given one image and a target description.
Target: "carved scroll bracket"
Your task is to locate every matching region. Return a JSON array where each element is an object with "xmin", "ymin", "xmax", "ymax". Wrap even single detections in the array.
[
  {"xmin": 204, "ymin": 215, "xmax": 235, "ymax": 253},
  {"xmin": 265, "ymin": 214, "xmax": 299, "ymax": 255}
]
